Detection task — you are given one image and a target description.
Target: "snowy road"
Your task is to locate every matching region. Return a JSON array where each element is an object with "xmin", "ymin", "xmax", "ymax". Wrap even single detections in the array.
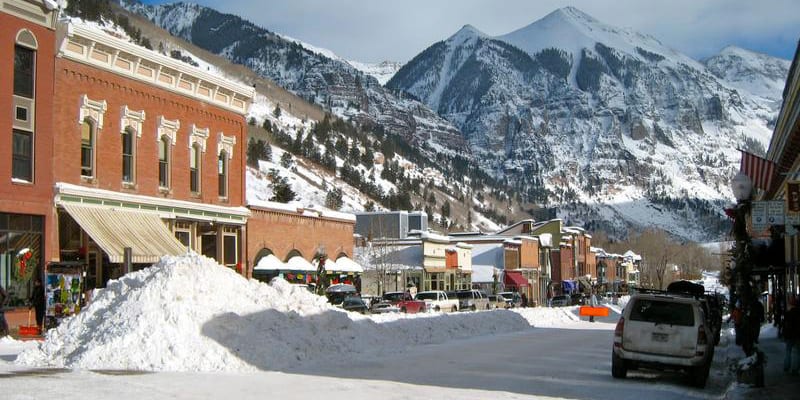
[{"xmin": 1, "ymin": 311, "xmax": 733, "ymax": 400}]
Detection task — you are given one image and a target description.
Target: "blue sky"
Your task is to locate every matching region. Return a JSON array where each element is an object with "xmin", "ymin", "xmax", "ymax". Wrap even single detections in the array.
[{"xmin": 142, "ymin": 0, "xmax": 800, "ymax": 63}]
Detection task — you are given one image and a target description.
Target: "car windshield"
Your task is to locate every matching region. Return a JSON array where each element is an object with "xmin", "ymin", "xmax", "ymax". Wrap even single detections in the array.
[
  {"xmin": 415, "ymin": 292, "xmax": 438, "ymax": 300},
  {"xmin": 383, "ymin": 292, "xmax": 404, "ymax": 301},
  {"xmin": 629, "ymin": 299, "xmax": 694, "ymax": 326},
  {"xmin": 499, "ymin": 293, "xmax": 517, "ymax": 299},
  {"xmin": 455, "ymin": 291, "xmax": 472, "ymax": 299}
]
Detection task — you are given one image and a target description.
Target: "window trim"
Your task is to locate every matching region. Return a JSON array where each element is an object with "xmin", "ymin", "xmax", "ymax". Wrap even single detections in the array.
[
  {"xmin": 121, "ymin": 126, "xmax": 136, "ymax": 184},
  {"xmin": 12, "ymin": 129, "xmax": 33, "ymax": 182},
  {"xmin": 190, "ymin": 143, "xmax": 201, "ymax": 195},
  {"xmin": 158, "ymin": 135, "xmax": 171, "ymax": 189},
  {"xmin": 81, "ymin": 118, "xmax": 96, "ymax": 179},
  {"xmin": 217, "ymin": 151, "xmax": 228, "ymax": 198}
]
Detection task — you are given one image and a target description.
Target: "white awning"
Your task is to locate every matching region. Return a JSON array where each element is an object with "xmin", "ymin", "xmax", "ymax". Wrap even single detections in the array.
[
  {"xmin": 61, "ymin": 203, "xmax": 186, "ymax": 263},
  {"xmin": 253, "ymin": 254, "xmax": 285, "ymax": 271},
  {"xmin": 327, "ymin": 256, "xmax": 363, "ymax": 273},
  {"xmin": 286, "ymin": 256, "xmax": 316, "ymax": 272}
]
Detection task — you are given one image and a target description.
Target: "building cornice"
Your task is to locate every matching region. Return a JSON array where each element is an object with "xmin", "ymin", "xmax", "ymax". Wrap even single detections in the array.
[
  {"xmin": 54, "ymin": 182, "xmax": 249, "ymax": 225},
  {"xmin": 57, "ymin": 23, "xmax": 254, "ymax": 116}
]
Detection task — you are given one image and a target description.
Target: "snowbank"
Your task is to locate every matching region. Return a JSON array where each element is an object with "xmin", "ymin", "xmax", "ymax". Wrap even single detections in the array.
[{"xmin": 15, "ymin": 254, "xmax": 541, "ymax": 372}]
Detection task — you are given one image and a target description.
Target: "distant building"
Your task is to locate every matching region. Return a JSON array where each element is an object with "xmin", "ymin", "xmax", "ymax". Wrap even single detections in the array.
[{"xmin": 355, "ymin": 210, "xmax": 427, "ymax": 240}]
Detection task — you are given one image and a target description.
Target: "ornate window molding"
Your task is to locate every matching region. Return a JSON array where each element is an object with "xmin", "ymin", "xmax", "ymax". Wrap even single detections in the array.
[
  {"xmin": 157, "ymin": 116, "xmax": 179, "ymax": 145},
  {"xmin": 190, "ymin": 124, "xmax": 210, "ymax": 152},
  {"xmin": 79, "ymin": 95, "xmax": 107, "ymax": 129},
  {"xmin": 16, "ymin": 29, "xmax": 38, "ymax": 49},
  {"xmin": 217, "ymin": 132, "xmax": 236, "ymax": 160},
  {"xmin": 120, "ymin": 106, "xmax": 145, "ymax": 137}
]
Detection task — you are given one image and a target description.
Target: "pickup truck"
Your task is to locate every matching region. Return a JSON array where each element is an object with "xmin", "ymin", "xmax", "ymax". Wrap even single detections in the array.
[
  {"xmin": 415, "ymin": 290, "xmax": 459, "ymax": 312},
  {"xmin": 381, "ymin": 291, "xmax": 427, "ymax": 313}
]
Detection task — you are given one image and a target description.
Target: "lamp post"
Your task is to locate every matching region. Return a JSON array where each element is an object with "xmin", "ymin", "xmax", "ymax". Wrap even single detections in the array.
[{"xmin": 729, "ymin": 172, "xmax": 759, "ymax": 357}]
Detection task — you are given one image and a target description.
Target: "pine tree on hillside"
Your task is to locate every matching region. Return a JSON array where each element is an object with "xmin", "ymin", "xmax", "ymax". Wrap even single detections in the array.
[
  {"xmin": 441, "ymin": 201, "xmax": 451, "ymax": 219},
  {"xmin": 325, "ymin": 187, "xmax": 344, "ymax": 210},
  {"xmin": 273, "ymin": 104, "xmax": 282, "ymax": 118},
  {"xmin": 280, "ymin": 152, "xmax": 293, "ymax": 168}
]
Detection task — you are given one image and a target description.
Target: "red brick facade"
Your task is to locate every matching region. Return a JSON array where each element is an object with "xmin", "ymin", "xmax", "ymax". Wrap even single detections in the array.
[
  {"xmin": 52, "ymin": 58, "xmax": 246, "ymax": 207},
  {"xmin": 246, "ymin": 207, "xmax": 355, "ymax": 276},
  {"xmin": 0, "ymin": 8, "xmax": 57, "ymax": 262}
]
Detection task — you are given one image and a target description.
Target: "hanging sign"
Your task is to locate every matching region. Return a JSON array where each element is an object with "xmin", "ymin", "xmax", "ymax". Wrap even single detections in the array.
[
  {"xmin": 787, "ymin": 182, "xmax": 800, "ymax": 224},
  {"xmin": 768, "ymin": 201, "xmax": 785, "ymax": 225},
  {"xmin": 751, "ymin": 201, "xmax": 767, "ymax": 232}
]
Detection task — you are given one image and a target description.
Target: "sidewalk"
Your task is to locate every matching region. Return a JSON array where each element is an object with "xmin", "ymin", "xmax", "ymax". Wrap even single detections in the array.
[{"xmin": 727, "ymin": 325, "xmax": 800, "ymax": 399}]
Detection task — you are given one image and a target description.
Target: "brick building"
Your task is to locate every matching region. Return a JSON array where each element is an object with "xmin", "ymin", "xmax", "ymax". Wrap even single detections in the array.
[
  {"xmin": 50, "ymin": 22, "xmax": 253, "ymax": 287},
  {"xmin": 0, "ymin": 1, "xmax": 58, "ymax": 300}
]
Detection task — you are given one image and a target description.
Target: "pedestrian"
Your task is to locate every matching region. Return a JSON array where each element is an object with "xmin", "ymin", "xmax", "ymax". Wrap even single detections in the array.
[
  {"xmin": 0, "ymin": 284, "xmax": 9, "ymax": 337},
  {"xmin": 751, "ymin": 296, "xmax": 765, "ymax": 344},
  {"xmin": 521, "ymin": 292, "xmax": 528, "ymax": 308},
  {"xmin": 29, "ymin": 277, "xmax": 46, "ymax": 330},
  {"xmin": 784, "ymin": 295, "xmax": 800, "ymax": 375}
]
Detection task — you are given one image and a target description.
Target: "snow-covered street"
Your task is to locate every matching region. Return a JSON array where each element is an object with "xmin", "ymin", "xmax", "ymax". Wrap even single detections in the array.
[{"xmin": 0, "ymin": 254, "xmax": 741, "ymax": 399}]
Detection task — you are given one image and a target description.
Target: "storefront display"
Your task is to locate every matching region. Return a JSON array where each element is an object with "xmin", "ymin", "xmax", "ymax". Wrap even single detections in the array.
[{"xmin": 44, "ymin": 262, "xmax": 84, "ymax": 328}]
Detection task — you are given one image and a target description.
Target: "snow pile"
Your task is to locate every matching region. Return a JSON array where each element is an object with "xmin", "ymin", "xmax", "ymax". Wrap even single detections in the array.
[{"xmin": 15, "ymin": 254, "xmax": 537, "ymax": 372}]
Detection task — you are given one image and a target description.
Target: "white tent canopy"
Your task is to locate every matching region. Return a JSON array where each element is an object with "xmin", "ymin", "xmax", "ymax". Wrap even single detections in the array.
[
  {"xmin": 286, "ymin": 255, "xmax": 316, "ymax": 272},
  {"xmin": 253, "ymin": 254, "xmax": 285, "ymax": 271},
  {"xmin": 331, "ymin": 256, "xmax": 364, "ymax": 273}
]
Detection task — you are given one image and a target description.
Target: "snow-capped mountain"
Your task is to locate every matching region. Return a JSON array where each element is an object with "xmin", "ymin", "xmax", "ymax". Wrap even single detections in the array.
[
  {"xmin": 387, "ymin": 6, "xmax": 789, "ymax": 241},
  {"xmin": 122, "ymin": 1, "xmax": 466, "ymax": 154},
  {"xmin": 348, "ymin": 60, "xmax": 403, "ymax": 85},
  {"xmin": 703, "ymin": 45, "xmax": 792, "ymax": 107}
]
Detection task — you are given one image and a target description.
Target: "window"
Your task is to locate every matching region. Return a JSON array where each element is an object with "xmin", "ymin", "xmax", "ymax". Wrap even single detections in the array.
[
  {"xmin": 158, "ymin": 136, "xmax": 170, "ymax": 188},
  {"xmin": 81, "ymin": 119, "xmax": 95, "ymax": 177},
  {"xmin": 12, "ymin": 130, "xmax": 32, "ymax": 181},
  {"xmin": 223, "ymin": 230, "xmax": 237, "ymax": 268},
  {"xmin": 122, "ymin": 127, "xmax": 134, "ymax": 183},
  {"xmin": 14, "ymin": 45, "xmax": 34, "ymax": 98},
  {"xmin": 218, "ymin": 151, "xmax": 227, "ymax": 197},
  {"xmin": 190, "ymin": 143, "xmax": 200, "ymax": 193}
]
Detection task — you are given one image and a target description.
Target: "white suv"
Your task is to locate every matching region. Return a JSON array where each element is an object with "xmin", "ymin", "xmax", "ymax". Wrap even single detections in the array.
[{"xmin": 612, "ymin": 293, "xmax": 714, "ymax": 387}]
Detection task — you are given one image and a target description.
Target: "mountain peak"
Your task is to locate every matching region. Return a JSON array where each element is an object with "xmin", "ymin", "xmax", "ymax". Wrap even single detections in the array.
[
  {"xmin": 450, "ymin": 24, "xmax": 486, "ymax": 43},
  {"xmin": 546, "ymin": 6, "xmax": 600, "ymax": 27}
]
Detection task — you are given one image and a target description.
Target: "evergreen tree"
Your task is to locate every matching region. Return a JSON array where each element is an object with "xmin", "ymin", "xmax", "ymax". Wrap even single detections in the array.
[
  {"xmin": 273, "ymin": 104, "xmax": 282, "ymax": 118},
  {"xmin": 280, "ymin": 152, "xmax": 293, "ymax": 168},
  {"xmin": 248, "ymin": 117, "xmax": 256, "ymax": 126},
  {"xmin": 262, "ymin": 119, "xmax": 272, "ymax": 132},
  {"xmin": 441, "ymin": 201, "xmax": 451, "ymax": 219},
  {"xmin": 364, "ymin": 200, "xmax": 375, "ymax": 212},
  {"xmin": 268, "ymin": 169, "xmax": 296, "ymax": 203},
  {"xmin": 325, "ymin": 187, "xmax": 344, "ymax": 210}
]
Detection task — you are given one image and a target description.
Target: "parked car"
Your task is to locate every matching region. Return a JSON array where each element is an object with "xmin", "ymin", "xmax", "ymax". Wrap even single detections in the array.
[
  {"xmin": 382, "ymin": 291, "xmax": 427, "ymax": 313},
  {"xmin": 415, "ymin": 290, "xmax": 459, "ymax": 312},
  {"xmin": 325, "ymin": 284, "xmax": 357, "ymax": 305},
  {"xmin": 340, "ymin": 295, "xmax": 369, "ymax": 314},
  {"xmin": 489, "ymin": 294, "xmax": 513, "ymax": 309},
  {"xmin": 549, "ymin": 295, "xmax": 571, "ymax": 307},
  {"xmin": 369, "ymin": 301, "xmax": 400, "ymax": 314},
  {"xmin": 498, "ymin": 291, "xmax": 523, "ymax": 308},
  {"xmin": 455, "ymin": 290, "xmax": 490, "ymax": 311},
  {"xmin": 612, "ymin": 292, "xmax": 714, "ymax": 388}
]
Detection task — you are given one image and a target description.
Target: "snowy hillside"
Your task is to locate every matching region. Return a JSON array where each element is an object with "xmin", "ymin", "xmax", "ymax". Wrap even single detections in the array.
[
  {"xmin": 347, "ymin": 60, "xmax": 403, "ymax": 85},
  {"xmin": 703, "ymin": 45, "xmax": 792, "ymax": 106},
  {"xmin": 388, "ymin": 6, "xmax": 790, "ymax": 241}
]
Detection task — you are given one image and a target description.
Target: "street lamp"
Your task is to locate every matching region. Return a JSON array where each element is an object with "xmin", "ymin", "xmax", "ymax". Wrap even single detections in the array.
[{"xmin": 729, "ymin": 171, "xmax": 759, "ymax": 357}]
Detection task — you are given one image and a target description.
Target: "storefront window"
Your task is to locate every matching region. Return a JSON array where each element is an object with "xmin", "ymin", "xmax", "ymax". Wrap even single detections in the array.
[
  {"xmin": 223, "ymin": 233, "xmax": 237, "ymax": 268},
  {"xmin": 0, "ymin": 213, "xmax": 43, "ymax": 305}
]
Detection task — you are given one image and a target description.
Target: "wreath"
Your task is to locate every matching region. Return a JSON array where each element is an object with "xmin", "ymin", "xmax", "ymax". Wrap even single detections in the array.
[{"xmin": 15, "ymin": 248, "xmax": 36, "ymax": 281}]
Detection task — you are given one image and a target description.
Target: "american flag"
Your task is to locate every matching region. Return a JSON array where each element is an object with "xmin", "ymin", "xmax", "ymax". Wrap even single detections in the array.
[{"xmin": 739, "ymin": 150, "xmax": 776, "ymax": 191}]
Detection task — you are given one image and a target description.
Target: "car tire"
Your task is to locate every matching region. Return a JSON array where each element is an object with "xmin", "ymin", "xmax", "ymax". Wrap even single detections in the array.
[
  {"xmin": 611, "ymin": 352, "xmax": 627, "ymax": 379},
  {"xmin": 689, "ymin": 362, "xmax": 710, "ymax": 388},
  {"xmin": 400, "ymin": 307, "xmax": 407, "ymax": 313},
  {"xmin": 471, "ymin": 305, "xmax": 476, "ymax": 311},
  {"xmin": 452, "ymin": 306, "xmax": 458, "ymax": 312},
  {"xmin": 435, "ymin": 306, "xmax": 441, "ymax": 312}
]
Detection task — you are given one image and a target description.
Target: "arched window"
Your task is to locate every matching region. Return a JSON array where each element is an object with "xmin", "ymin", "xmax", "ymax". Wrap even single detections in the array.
[
  {"xmin": 121, "ymin": 127, "xmax": 135, "ymax": 183},
  {"xmin": 12, "ymin": 30, "xmax": 37, "ymax": 182},
  {"xmin": 81, "ymin": 119, "xmax": 95, "ymax": 177},
  {"xmin": 190, "ymin": 143, "xmax": 201, "ymax": 194},
  {"xmin": 14, "ymin": 30, "xmax": 36, "ymax": 98},
  {"xmin": 218, "ymin": 151, "xmax": 228, "ymax": 197},
  {"xmin": 158, "ymin": 135, "xmax": 170, "ymax": 188}
]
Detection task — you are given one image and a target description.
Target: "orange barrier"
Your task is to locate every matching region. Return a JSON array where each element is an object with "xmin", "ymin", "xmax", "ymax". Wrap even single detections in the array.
[{"xmin": 579, "ymin": 306, "xmax": 610, "ymax": 317}]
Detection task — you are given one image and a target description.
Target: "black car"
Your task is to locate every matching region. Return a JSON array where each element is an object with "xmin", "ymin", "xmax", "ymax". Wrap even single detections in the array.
[{"xmin": 341, "ymin": 295, "xmax": 369, "ymax": 314}]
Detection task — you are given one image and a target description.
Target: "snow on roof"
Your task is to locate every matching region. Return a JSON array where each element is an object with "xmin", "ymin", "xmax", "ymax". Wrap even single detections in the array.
[
  {"xmin": 253, "ymin": 254, "xmax": 284, "ymax": 271},
  {"xmin": 455, "ymin": 242, "xmax": 473, "ymax": 249},
  {"xmin": 286, "ymin": 256, "xmax": 316, "ymax": 272},
  {"xmin": 332, "ymin": 256, "xmax": 364, "ymax": 273},
  {"xmin": 623, "ymin": 250, "xmax": 642, "ymax": 261},
  {"xmin": 471, "ymin": 265, "xmax": 499, "ymax": 283},
  {"xmin": 421, "ymin": 231, "xmax": 450, "ymax": 243}
]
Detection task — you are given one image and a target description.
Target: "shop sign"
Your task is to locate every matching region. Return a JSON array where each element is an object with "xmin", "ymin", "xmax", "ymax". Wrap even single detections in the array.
[
  {"xmin": 768, "ymin": 201, "xmax": 784, "ymax": 225},
  {"xmin": 751, "ymin": 201, "xmax": 767, "ymax": 232}
]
